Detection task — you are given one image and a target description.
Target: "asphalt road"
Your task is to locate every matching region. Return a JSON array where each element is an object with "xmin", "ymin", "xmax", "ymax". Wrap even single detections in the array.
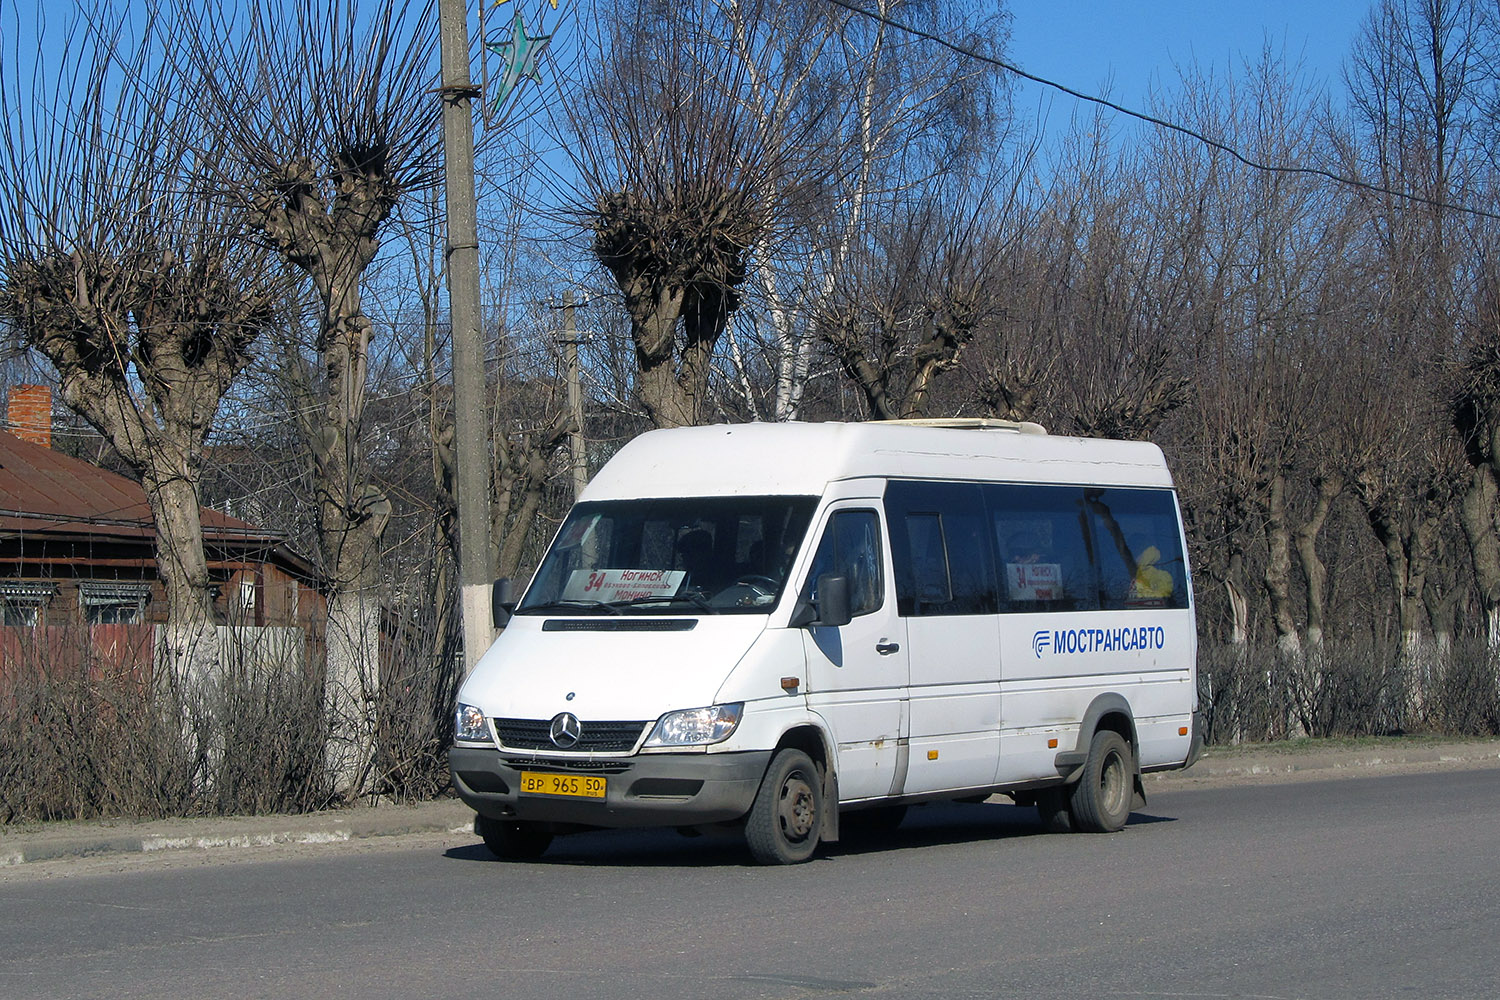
[{"xmin": 3, "ymin": 766, "xmax": 1498, "ymax": 1000}]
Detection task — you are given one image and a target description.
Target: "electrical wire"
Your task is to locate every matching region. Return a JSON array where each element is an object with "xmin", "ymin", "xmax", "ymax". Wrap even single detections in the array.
[{"xmin": 824, "ymin": 0, "xmax": 1500, "ymax": 223}]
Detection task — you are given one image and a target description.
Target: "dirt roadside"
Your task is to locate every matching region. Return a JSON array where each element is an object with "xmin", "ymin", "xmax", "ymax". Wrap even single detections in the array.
[{"xmin": 3, "ymin": 737, "xmax": 1497, "ymax": 872}]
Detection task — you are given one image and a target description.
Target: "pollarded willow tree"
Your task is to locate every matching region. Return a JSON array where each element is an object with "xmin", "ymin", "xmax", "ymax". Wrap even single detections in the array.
[
  {"xmin": 172, "ymin": 0, "xmax": 446, "ymax": 795},
  {"xmin": 0, "ymin": 5, "xmax": 286, "ymax": 679},
  {"xmin": 562, "ymin": 0, "xmax": 842, "ymax": 429}
]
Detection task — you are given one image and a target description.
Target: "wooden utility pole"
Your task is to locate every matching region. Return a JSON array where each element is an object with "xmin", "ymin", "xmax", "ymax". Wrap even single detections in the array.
[{"xmin": 437, "ymin": 0, "xmax": 494, "ymax": 673}]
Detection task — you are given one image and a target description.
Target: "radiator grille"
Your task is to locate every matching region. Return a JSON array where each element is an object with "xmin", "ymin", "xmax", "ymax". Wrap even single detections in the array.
[
  {"xmin": 501, "ymin": 757, "xmax": 633, "ymax": 775},
  {"xmin": 494, "ymin": 718, "xmax": 649, "ymax": 753}
]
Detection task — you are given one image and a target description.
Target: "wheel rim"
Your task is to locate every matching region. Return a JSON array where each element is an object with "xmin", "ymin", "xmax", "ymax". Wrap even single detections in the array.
[
  {"xmin": 777, "ymin": 769, "xmax": 816, "ymax": 842},
  {"xmin": 1100, "ymin": 748, "xmax": 1127, "ymax": 815}
]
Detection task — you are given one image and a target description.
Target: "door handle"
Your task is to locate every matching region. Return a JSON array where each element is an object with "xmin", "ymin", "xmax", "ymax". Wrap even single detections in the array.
[{"xmin": 875, "ymin": 640, "xmax": 900, "ymax": 655}]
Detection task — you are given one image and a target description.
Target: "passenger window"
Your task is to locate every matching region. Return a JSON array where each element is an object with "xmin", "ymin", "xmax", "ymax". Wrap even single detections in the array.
[
  {"xmin": 885, "ymin": 481, "xmax": 996, "ymax": 617},
  {"xmin": 904, "ymin": 513, "xmax": 950, "ymax": 604},
  {"xmin": 806, "ymin": 510, "xmax": 884, "ymax": 618},
  {"xmin": 1084, "ymin": 488, "xmax": 1189, "ymax": 611},
  {"xmin": 988, "ymin": 485, "xmax": 1099, "ymax": 613}
]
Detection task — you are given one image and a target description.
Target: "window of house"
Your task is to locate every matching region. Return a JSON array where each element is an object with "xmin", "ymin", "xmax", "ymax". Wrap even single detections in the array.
[
  {"xmin": 1, "ymin": 582, "xmax": 52, "ymax": 627},
  {"xmin": 78, "ymin": 582, "xmax": 151, "ymax": 625}
]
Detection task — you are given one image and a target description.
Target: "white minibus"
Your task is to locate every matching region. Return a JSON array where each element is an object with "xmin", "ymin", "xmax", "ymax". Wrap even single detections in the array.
[{"xmin": 451, "ymin": 419, "xmax": 1201, "ymax": 863}]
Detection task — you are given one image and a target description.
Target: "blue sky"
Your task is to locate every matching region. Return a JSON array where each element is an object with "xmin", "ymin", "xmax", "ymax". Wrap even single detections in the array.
[{"xmin": 1008, "ymin": 0, "xmax": 1372, "ymax": 112}]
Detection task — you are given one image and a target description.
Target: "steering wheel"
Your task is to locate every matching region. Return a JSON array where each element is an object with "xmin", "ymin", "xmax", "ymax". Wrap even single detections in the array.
[{"xmin": 733, "ymin": 575, "xmax": 780, "ymax": 594}]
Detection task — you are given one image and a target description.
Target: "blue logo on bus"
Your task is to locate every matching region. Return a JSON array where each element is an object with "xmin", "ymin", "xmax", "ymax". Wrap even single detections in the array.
[{"xmin": 1034, "ymin": 626, "xmax": 1165, "ymax": 658}]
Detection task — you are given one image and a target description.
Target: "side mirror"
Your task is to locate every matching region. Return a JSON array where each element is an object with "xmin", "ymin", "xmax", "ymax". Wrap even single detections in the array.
[
  {"xmin": 492, "ymin": 578, "xmax": 515, "ymax": 629},
  {"xmin": 816, "ymin": 574, "xmax": 852, "ymax": 628},
  {"xmin": 791, "ymin": 573, "xmax": 852, "ymax": 629}
]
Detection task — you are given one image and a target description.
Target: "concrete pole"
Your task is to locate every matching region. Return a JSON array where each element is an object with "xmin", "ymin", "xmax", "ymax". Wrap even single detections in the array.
[
  {"xmin": 437, "ymin": 0, "xmax": 495, "ymax": 674},
  {"xmin": 563, "ymin": 291, "xmax": 588, "ymax": 501}
]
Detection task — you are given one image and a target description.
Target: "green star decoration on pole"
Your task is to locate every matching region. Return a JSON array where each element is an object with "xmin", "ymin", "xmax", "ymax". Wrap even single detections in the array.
[{"xmin": 486, "ymin": 13, "xmax": 553, "ymax": 111}]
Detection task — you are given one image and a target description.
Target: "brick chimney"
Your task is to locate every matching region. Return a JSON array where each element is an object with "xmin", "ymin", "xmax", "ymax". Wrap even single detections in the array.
[{"xmin": 6, "ymin": 385, "xmax": 52, "ymax": 448}]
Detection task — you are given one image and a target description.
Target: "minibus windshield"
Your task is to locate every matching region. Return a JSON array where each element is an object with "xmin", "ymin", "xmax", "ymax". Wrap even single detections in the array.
[{"xmin": 517, "ymin": 496, "xmax": 818, "ymax": 615}]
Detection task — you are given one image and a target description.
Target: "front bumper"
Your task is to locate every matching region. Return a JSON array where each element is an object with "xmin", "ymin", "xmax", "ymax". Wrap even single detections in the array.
[{"xmin": 450, "ymin": 746, "xmax": 773, "ymax": 829}]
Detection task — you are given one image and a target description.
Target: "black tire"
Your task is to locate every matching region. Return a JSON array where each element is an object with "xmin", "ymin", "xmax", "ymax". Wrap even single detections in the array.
[
  {"xmin": 841, "ymin": 804, "xmax": 908, "ymax": 842},
  {"xmin": 477, "ymin": 815, "xmax": 553, "ymax": 860},
  {"xmin": 1034, "ymin": 786, "xmax": 1074, "ymax": 833},
  {"xmin": 1068, "ymin": 730, "xmax": 1134, "ymax": 833},
  {"xmin": 745, "ymin": 749, "xmax": 822, "ymax": 864}
]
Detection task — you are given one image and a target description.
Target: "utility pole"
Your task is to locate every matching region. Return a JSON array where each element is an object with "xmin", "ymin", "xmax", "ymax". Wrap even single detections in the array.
[
  {"xmin": 437, "ymin": 0, "xmax": 494, "ymax": 674},
  {"xmin": 561, "ymin": 291, "xmax": 589, "ymax": 500}
]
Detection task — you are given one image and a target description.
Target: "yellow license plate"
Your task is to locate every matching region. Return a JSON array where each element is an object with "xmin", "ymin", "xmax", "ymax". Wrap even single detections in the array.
[{"xmin": 519, "ymin": 771, "xmax": 606, "ymax": 798}]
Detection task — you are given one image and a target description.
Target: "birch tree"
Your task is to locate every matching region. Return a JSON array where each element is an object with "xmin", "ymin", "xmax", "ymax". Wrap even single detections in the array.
[{"xmin": 748, "ymin": 0, "xmax": 1012, "ymax": 421}]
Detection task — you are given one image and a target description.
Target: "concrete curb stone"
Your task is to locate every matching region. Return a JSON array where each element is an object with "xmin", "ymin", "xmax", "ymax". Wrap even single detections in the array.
[
  {"xmin": 4, "ymin": 740, "xmax": 1498, "ymax": 867},
  {"xmin": 1148, "ymin": 738, "xmax": 1500, "ymax": 782},
  {"xmin": 1, "ymin": 797, "xmax": 477, "ymax": 868}
]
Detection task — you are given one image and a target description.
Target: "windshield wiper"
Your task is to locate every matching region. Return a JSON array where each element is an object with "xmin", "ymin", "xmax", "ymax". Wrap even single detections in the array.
[
  {"xmin": 600, "ymin": 594, "xmax": 721, "ymax": 614},
  {"xmin": 519, "ymin": 600, "xmax": 624, "ymax": 616}
]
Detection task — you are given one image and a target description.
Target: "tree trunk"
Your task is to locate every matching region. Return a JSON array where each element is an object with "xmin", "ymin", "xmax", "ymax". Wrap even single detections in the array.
[
  {"xmin": 1262, "ymin": 471, "xmax": 1302, "ymax": 659},
  {"xmin": 141, "ymin": 463, "xmax": 219, "ymax": 682},
  {"xmin": 323, "ymin": 585, "xmax": 384, "ymax": 794},
  {"xmin": 620, "ymin": 273, "xmax": 690, "ymax": 428},
  {"xmin": 1293, "ymin": 473, "xmax": 1343, "ymax": 657},
  {"xmin": 300, "ymin": 307, "xmax": 390, "ymax": 799},
  {"xmin": 1459, "ymin": 464, "xmax": 1500, "ymax": 652},
  {"xmin": 1365, "ymin": 501, "xmax": 1429, "ymax": 725},
  {"xmin": 1223, "ymin": 551, "xmax": 1251, "ymax": 646}
]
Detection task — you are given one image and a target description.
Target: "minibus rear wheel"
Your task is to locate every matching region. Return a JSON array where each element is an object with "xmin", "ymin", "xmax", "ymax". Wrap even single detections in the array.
[
  {"xmin": 1068, "ymin": 730, "xmax": 1133, "ymax": 833},
  {"xmin": 745, "ymin": 749, "xmax": 822, "ymax": 864},
  {"xmin": 478, "ymin": 815, "xmax": 554, "ymax": 860}
]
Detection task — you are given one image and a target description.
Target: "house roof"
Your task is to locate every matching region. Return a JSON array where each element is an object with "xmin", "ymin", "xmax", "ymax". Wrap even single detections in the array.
[{"xmin": 0, "ymin": 430, "xmax": 316, "ymax": 577}]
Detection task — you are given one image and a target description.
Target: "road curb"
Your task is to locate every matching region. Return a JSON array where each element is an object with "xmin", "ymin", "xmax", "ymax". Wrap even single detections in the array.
[
  {"xmin": 1150, "ymin": 741, "xmax": 1500, "ymax": 782},
  {"xmin": 1, "ymin": 800, "xmax": 477, "ymax": 868},
  {"xmin": 5, "ymin": 742, "xmax": 1499, "ymax": 868}
]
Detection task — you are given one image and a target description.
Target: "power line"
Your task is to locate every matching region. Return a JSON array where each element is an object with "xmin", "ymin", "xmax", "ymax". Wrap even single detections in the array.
[{"xmin": 825, "ymin": 0, "xmax": 1500, "ymax": 224}]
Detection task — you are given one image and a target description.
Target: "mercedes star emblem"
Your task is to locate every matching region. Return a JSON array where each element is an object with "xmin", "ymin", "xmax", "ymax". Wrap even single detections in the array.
[{"xmin": 549, "ymin": 712, "xmax": 582, "ymax": 749}]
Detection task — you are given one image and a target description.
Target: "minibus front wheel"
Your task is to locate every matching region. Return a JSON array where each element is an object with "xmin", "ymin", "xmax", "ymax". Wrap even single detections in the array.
[
  {"xmin": 745, "ymin": 749, "xmax": 822, "ymax": 864},
  {"xmin": 477, "ymin": 815, "xmax": 554, "ymax": 860}
]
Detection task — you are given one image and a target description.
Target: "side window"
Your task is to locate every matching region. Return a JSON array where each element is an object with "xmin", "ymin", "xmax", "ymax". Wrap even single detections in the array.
[
  {"xmin": 1085, "ymin": 488, "xmax": 1189, "ymax": 610},
  {"xmin": 806, "ymin": 510, "xmax": 884, "ymax": 617},
  {"xmin": 988, "ymin": 484, "xmax": 1100, "ymax": 613},
  {"xmin": 904, "ymin": 513, "xmax": 949, "ymax": 604},
  {"xmin": 885, "ymin": 481, "xmax": 996, "ymax": 617}
]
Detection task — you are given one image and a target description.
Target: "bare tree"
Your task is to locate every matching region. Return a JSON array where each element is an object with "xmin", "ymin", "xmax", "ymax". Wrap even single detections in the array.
[
  {"xmin": 818, "ymin": 176, "xmax": 1023, "ymax": 420},
  {"xmin": 176, "ymin": 0, "xmax": 445, "ymax": 795},
  {"xmin": 1456, "ymin": 262, "xmax": 1500, "ymax": 649},
  {"xmin": 1339, "ymin": 0, "xmax": 1486, "ymax": 712},
  {"xmin": 748, "ymin": 0, "xmax": 1013, "ymax": 421},
  {"xmin": 562, "ymin": 0, "xmax": 840, "ymax": 428},
  {"xmin": 0, "ymin": 5, "xmax": 284, "ymax": 677}
]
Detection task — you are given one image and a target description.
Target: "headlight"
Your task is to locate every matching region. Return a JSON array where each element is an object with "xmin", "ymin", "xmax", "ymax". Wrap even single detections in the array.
[
  {"xmin": 455, "ymin": 703, "xmax": 492, "ymax": 744},
  {"xmin": 644, "ymin": 703, "xmax": 743, "ymax": 747}
]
